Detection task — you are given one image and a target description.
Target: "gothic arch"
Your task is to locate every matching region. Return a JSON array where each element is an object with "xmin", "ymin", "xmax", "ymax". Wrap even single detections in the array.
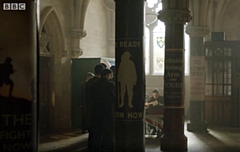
[
  {"xmin": 40, "ymin": 6, "xmax": 67, "ymax": 57},
  {"xmin": 39, "ymin": 6, "xmax": 68, "ymax": 132}
]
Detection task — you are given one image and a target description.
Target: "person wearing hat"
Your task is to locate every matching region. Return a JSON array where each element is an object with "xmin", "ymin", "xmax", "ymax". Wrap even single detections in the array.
[
  {"xmin": 79, "ymin": 72, "xmax": 95, "ymax": 133},
  {"xmin": 85, "ymin": 64, "xmax": 105, "ymax": 151},
  {"xmin": 90, "ymin": 68, "xmax": 115, "ymax": 151}
]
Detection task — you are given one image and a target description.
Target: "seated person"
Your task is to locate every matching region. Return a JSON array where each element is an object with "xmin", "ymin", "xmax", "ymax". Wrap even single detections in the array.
[
  {"xmin": 145, "ymin": 89, "xmax": 164, "ymax": 136},
  {"xmin": 145, "ymin": 89, "xmax": 164, "ymax": 108}
]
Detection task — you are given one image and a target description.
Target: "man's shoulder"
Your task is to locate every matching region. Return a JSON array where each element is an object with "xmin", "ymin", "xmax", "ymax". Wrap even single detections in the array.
[
  {"xmin": 157, "ymin": 96, "xmax": 163, "ymax": 100},
  {"xmin": 86, "ymin": 77, "xmax": 99, "ymax": 85},
  {"xmin": 157, "ymin": 96, "xmax": 164, "ymax": 102},
  {"xmin": 90, "ymin": 77, "xmax": 99, "ymax": 81},
  {"xmin": 98, "ymin": 78, "xmax": 115, "ymax": 85},
  {"xmin": 106, "ymin": 80, "xmax": 115, "ymax": 87},
  {"xmin": 108, "ymin": 80, "xmax": 115, "ymax": 85}
]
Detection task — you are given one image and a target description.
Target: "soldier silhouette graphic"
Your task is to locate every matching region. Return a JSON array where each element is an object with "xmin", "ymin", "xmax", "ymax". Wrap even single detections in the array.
[
  {"xmin": 0, "ymin": 57, "xmax": 14, "ymax": 97},
  {"xmin": 117, "ymin": 51, "xmax": 137, "ymax": 108}
]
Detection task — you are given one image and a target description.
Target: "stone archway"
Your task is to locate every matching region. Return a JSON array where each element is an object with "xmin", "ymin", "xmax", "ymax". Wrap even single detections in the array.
[
  {"xmin": 39, "ymin": 6, "xmax": 68, "ymax": 133},
  {"xmin": 40, "ymin": 6, "xmax": 67, "ymax": 57}
]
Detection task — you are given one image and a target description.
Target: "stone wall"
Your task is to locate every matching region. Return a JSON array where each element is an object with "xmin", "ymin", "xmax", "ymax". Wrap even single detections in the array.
[
  {"xmin": 221, "ymin": 1, "xmax": 240, "ymax": 40},
  {"xmin": 39, "ymin": 0, "xmax": 112, "ymax": 132},
  {"xmin": 82, "ymin": 0, "xmax": 112, "ymax": 58}
]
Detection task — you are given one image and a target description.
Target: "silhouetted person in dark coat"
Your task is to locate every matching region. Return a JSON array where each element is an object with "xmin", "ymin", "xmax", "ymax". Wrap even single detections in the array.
[
  {"xmin": 80, "ymin": 72, "xmax": 94, "ymax": 133},
  {"xmin": 90, "ymin": 68, "xmax": 115, "ymax": 152},
  {"xmin": 110, "ymin": 65, "xmax": 116, "ymax": 83},
  {"xmin": 0, "ymin": 57, "xmax": 14, "ymax": 97},
  {"xmin": 85, "ymin": 64, "xmax": 105, "ymax": 151}
]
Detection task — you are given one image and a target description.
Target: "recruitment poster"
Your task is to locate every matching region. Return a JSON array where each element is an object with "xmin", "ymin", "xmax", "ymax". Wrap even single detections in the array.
[{"xmin": 0, "ymin": 1, "xmax": 38, "ymax": 151}]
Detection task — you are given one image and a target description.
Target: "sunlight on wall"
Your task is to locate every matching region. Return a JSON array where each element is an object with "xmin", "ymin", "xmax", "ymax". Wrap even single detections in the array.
[{"xmin": 145, "ymin": 1, "xmax": 190, "ymax": 76}]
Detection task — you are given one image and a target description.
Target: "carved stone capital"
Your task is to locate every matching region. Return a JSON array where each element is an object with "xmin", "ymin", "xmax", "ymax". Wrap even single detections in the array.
[
  {"xmin": 71, "ymin": 48, "xmax": 83, "ymax": 58},
  {"xmin": 186, "ymin": 25, "xmax": 210, "ymax": 37},
  {"xmin": 158, "ymin": 9, "xmax": 192, "ymax": 24},
  {"xmin": 71, "ymin": 29, "xmax": 87, "ymax": 39}
]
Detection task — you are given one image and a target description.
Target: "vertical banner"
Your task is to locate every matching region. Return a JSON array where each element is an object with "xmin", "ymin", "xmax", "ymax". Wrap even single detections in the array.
[
  {"xmin": 164, "ymin": 49, "xmax": 185, "ymax": 107},
  {"xmin": 190, "ymin": 56, "xmax": 205, "ymax": 101},
  {"xmin": 0, "ymin": 0, "xmax": 37, "ymax": 152}
]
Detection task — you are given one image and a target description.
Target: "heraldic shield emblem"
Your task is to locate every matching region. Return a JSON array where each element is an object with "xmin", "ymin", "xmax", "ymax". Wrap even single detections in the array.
[{"xmin": 157, "ymin": 37, "xmax": 165, "ymax": 48}]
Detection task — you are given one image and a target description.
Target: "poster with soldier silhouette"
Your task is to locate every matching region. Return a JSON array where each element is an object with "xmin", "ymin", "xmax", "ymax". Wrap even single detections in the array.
[
  {"xmin": 0, "ymin": 0, "xmax": 37, "ymax": 151},
  {"xmin": 115, "ymin": 39, "xmax": 145, "ymax": 120}
]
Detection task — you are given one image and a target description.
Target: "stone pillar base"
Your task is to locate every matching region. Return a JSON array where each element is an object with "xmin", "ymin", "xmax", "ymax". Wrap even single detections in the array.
[
  {"xmin": 115, "ymin": 120, "xmax": 144, "ymax": 152},
  {"xmin": 187, "ymin": 121, "xmax": 208, "ymax": 132},
  {"xmin": 161, "ymin": 135, "xmax": 187, "ymax": 152},
  {"xmin": 160, "ymin": 108, "xmax": 187, "ymax": 152}
]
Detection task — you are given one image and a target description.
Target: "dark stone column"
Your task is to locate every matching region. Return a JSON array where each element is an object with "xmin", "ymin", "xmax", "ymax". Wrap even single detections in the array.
[
  {"xmin": 186, "ymin": 26, "xmax": 209, "ymax": 132},
  {"xmin": 158, "ymin": 0, "xmax": 192, "ymax": 151},
  {"xmin": 0, "ymin": 1, "xmax": 38, "ymax": 151},
  {"xmin": 114, "ymin": 0, "xmax": 145, "ymax": 152}
]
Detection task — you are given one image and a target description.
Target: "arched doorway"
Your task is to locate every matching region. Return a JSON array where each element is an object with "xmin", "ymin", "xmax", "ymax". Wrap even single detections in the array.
[{"xmin": 39, "ymin": 6, "xmax": 66, "ymax": 134}]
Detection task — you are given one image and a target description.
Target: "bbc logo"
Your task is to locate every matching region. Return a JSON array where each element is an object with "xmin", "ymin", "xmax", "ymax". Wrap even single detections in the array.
[{"xmin": 3, "ymin": 3, "xmax": 26, "ymax": 10}]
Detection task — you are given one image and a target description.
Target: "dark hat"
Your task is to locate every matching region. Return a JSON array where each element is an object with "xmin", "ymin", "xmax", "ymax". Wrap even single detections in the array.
[
  {"xmin": 110, "ymin": 65, "xmax": 115, "ymax": 71},
  {"xmin": 101, "ymin": 69, "xmax": 112, "ymax": 76},
  {"xmin": 94, "ymin": 64, "xmax": 105, "ymax": 74}
]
